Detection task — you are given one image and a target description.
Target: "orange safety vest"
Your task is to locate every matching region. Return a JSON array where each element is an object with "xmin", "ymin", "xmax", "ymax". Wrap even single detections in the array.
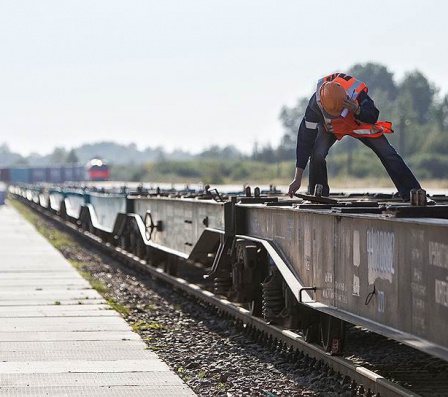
[{"xmin": 316, "ymin": 73, "xmax": 393, "ymax": 140}]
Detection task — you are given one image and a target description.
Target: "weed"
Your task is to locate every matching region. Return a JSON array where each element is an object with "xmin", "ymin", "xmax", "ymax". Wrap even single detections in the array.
[
  {"xmin": 107, "ymin": 297, "xmax": 130, "ymax": 314},
  {"xmin": 88, "ymin": 279, "xmax": 108, "ymax": 294},
  {"xmin": 132, "ymin": 319, "xmax": 164, "ymax": 332}
]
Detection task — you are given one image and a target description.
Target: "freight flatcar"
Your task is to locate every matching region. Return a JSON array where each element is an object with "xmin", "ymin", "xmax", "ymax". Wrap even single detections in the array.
[{"xmin": 9, "ymin": 183, "xmax": 448, "ymax": 362}]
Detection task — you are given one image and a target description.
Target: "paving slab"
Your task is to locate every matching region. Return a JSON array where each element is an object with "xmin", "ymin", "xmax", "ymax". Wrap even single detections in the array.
[
  {"xmin": 0, "ymin": 298, "xmax": 106, "ymax": 306},
  {"xmin": 0, "ymin": 386, "xmax": 194, "ymax": 397},
  {"xmin": 0, "ymin": 290, "xmax": 104, "ymax": 301},
  {"xmin": 0, "ymin": 304, "xmax": 115, "ymax": 317},
  {"xmin": 0, "ymin": 204, "xmax": 196, "ymax": 396},
  {"xmin": 0, "ymin": 331, "xmax": 141, "ymax": 342},
  {"xmin": 1, "ymin": 372, "xmax": 181, "ymax": 387},
  {"xmin": 0, "ymin": 278, "xmax": 91, "ymax": 287}
]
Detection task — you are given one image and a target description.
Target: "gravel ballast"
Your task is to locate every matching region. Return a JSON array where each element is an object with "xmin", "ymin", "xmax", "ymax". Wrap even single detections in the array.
[{"xmin": 58, "ymin": 241, "xmax": 351, "ymax": 396}]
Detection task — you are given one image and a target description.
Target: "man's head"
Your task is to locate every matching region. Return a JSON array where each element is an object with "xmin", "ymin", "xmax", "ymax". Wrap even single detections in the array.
[{"xmin": 319, "ymin": 81, "xmax": 347, "ymax": 117}]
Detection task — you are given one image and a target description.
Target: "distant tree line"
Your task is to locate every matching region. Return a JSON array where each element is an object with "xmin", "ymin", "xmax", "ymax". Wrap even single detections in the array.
[{"xmin": 0, "ymin": 142, "xmax": 193, "ymax": 168}]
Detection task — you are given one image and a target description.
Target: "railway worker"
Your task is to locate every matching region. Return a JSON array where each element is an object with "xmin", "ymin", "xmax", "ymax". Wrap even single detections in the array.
[{"xmin": 287, "ymin": 72, "xmax": 422, "ymax": 201}]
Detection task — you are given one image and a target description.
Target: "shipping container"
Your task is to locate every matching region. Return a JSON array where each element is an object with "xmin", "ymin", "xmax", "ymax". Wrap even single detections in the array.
[
  {"xmin": 10, "ymin": 168, "xmax": 30, "ymax": 184},
  {"xmin": 1, "ymin": 164, "xmax": 89, "ymax": 184},
  {"xmin": 30, "ymin": 167, "xmax": 47, "ymax": 183},
  {"xmin": 64, "ymin": 165, "xmax": 86, "ymax": 182},
  {"xmin": 46, "ymin": 167, "xmax": 63, "ymax": 183},
  {"xmin": 73, "ymin": 166, "xmax": 85, "ymax": 182},
  {"xmin": 62, "ymin": 166, "xmax": 75, "ymax": 182},
  {"xmin": 0, "ymin": 168, "xmax": 10, "ymax": 183},
  {"xmin": 0, "ymin": 182, "xmax": 5, "ymax": 204}
]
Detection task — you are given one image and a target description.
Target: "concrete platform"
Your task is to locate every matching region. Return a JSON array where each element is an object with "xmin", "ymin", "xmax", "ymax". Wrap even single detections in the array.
[{"xmin": 0, "ymin": 203, "xmax": 196, "ymax": 396}]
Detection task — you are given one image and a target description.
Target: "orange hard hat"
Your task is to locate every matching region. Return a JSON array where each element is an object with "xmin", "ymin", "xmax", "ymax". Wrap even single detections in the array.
[{"xmin": 319, "ymin": 81, "xmax": 347, "ymax": 117}]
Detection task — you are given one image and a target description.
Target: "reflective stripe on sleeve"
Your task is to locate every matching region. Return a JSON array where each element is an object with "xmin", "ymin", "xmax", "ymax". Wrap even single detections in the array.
[
  {"xmin": 352, "ymin": 129, "xmax": 379, "ymax": 135},
  {"xmin": 305, "ymin": 120, "xmax": 318, "ymax": 129}
]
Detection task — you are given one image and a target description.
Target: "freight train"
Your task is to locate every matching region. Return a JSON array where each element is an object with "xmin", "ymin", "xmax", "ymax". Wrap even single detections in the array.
[
  {"xmin": 0, "ymin": 159, "xmax": 109, "ymax": 184},
  {"xmin": 9, "ymin": 183, "xmax": 448, "ymax": 361}
]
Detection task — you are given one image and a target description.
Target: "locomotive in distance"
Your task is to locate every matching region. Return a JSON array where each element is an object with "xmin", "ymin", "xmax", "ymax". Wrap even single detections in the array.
[
  {"xmin": 0, "ymin": 158, "xmax": 110, "ymax": 184},
  {"xmin": 10, "ymin": 183, "xmax": 448, "ymax": 362}
]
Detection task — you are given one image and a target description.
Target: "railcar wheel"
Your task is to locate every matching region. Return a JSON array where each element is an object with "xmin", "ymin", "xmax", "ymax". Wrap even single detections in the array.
[{"xmin": 320, "ymin": 314, "xmax": 345, "ymax": 355}]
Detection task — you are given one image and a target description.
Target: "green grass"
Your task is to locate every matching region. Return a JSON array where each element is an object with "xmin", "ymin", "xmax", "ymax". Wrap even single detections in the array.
[
  {"xmin": 107, "ymin": 297, "xmax": 130, "ymax": 315},
  {"xmin": 131, "ymin": 319, "xmax": 164, "ymax": 332},
  {"xmin": 67, "ymin": 261, "xmax": 109, "ymax": 294}
]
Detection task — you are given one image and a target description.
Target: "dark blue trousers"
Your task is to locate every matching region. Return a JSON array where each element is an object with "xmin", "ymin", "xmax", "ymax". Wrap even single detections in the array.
[{"xmin": 308, "ymin": 129, "xmax": 421, "ymax": 200}]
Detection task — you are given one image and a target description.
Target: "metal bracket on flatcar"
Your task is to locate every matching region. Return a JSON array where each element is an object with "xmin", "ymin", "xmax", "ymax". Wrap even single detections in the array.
[
  {"xmin": 294, "ymin": 193, "xmax": 338, "ymax": 205},
  {"xmin": 299, "ymin": 286, "xmax": 317, "ymax": 303},
  {"xmin": 208, "ymin": 188, "xmax": 225, "ymax": 202},
  {"xmin": 365, "ymin": 285, "xmax": 376, "ymax": 305},
  {"xmin": 144, "ymin": 211, "xmax": 163, "ymax": 240}
]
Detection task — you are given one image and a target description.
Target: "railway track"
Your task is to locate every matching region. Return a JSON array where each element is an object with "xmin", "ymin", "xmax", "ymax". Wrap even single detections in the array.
[{"xmin": 15, "ymin": 196, "xmax": 448, "ymax": 397}]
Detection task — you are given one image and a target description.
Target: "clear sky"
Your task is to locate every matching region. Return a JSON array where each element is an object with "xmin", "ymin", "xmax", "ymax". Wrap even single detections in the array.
[{"xmin": 1, "ymin": 0, "xmax": 447, "ymax": 156}]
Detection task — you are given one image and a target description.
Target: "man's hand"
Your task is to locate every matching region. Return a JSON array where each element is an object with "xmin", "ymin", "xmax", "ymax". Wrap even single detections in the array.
[
  {"xmin": 288, "ymin": 179, "xmax": 302, "ymax": 198},
  {"xmin": 343, "ymin": 98, "xmax": 360, "ymax": 114},
  {"xmin": 288, "ymin": 178, "xmax": 302, "ymax": 198},
  {"xmin": 288, "ymin": 167, "xmax": 304, "ymax": 198}
]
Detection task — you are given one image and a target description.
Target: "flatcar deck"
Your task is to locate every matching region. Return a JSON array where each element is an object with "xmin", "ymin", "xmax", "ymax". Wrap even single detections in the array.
[{"xmin": 0, "ymin": 203, "xmax": 196, "ymax": 396}]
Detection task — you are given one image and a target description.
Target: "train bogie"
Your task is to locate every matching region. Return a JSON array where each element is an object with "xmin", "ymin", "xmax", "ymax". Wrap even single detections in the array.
[{"xmin": 229, "ymin": 239, "xmax": 269, "ymax": 308}]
